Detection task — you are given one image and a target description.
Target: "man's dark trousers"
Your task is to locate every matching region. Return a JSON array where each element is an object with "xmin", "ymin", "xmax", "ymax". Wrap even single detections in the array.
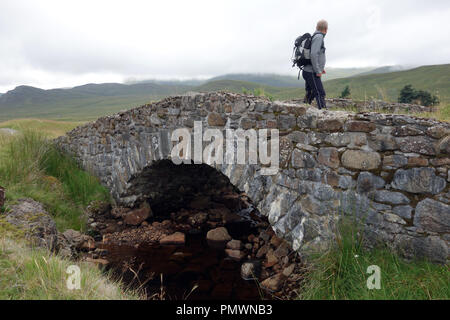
[{"xmin": 302, "ymin": 70, "xmax": 327, "ymax": 109}]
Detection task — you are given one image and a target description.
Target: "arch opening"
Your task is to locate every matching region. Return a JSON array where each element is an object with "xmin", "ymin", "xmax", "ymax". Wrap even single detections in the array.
[{"xmin": 88, "ymin": 160, "xmax": 303, "ymax": 300}]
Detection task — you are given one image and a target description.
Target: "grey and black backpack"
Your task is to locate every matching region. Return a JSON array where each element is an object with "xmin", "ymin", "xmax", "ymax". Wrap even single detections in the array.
[{"xmin": 291, "ymin": 33, "xmax": 321, "ymax": 78}]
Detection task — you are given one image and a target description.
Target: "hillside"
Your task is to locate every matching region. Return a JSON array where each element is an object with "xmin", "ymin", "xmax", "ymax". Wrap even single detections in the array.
[
  {"xmin": 324, "ymin": 64, "xmax": 450, "ymax": 102},
  {"xmin": 196, "ymin": 79, "xmax": 300, "ymax": 99},
  {"xmin": 1, "ymin": 64, "xmax": 449, "ymax": 121},
  {"xmin": 355, "ymin": 65, "xmax": 414, "ymax": 77},
  {"xmin": 0, "ymin": 83, "xmax": 191, "ymax": 121},
  {"xmin": 207, "ymin": 68, "xmax": 374, "ymax": 87},
  {"xmin": 127, "ymin": 68, "xmax": 375, "ymax": 88}
]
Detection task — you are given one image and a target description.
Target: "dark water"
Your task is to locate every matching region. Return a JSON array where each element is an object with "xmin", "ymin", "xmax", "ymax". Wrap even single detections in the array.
[{"xmin": 99, "ymin": 226, "xmax": 262, "ymax": 300}]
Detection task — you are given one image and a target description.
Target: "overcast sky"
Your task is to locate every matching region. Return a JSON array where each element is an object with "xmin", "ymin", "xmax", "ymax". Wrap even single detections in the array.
[{"xmin": 1, "ymin": 0, "xmax": 449, "ymax": 92}]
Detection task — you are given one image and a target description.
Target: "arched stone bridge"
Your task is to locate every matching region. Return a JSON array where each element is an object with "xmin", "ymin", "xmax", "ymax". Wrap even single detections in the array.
[{"xmin": 56, "ymin": 92, "xmax": 450, "ymax": 263}]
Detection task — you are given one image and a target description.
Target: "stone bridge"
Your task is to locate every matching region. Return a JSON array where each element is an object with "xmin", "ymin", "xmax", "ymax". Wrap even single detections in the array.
[{"xmin": 56, "ymin": 92, "xmax": 450, "ymax": 263}]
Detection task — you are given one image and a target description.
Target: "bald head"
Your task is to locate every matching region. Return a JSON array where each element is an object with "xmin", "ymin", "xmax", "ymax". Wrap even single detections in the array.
[{"xmin": 316, "ymin": 19, "xmax": 328, "ymax": 34}]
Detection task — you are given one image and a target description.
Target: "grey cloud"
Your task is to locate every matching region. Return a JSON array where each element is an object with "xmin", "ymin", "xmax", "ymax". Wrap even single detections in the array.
[{"xmin": 0, "ymin": 0, "xmax": 449, "ymax": 92}]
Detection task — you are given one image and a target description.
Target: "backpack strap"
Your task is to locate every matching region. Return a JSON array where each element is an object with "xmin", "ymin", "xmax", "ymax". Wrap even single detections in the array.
[{"xmin": 311, "ymin": 32, "xmax": 325, "ymax": 48}]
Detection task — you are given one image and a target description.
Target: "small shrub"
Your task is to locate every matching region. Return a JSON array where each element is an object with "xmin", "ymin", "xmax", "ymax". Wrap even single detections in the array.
[
  {"xmin": 398, "ymin": 85, "xmax": 440, "ymax": 106},
  {"xmin": 340, "ymin": 85, "xmax": 351, "ymax": 99}
]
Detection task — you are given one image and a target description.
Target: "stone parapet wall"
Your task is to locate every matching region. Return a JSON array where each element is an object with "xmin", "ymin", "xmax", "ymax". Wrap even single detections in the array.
[
  {"xmin": 56, "ymin": 92, "xmax": 450, "ymax": 263},
  {"xmin": 326, "ymin": 98, "xmax": 434, "ymax": 113}
]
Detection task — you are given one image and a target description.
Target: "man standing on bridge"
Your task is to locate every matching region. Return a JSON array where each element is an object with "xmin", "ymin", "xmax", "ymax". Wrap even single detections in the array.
[{"xmin": 303, "ymin": 19, "xmax": 328, "ymax": 110}]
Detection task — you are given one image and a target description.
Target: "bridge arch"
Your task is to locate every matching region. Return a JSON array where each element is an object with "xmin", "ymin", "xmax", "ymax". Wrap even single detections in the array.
[{"xmin": 57, "ymin": 92, "xmax": 450, "ymax": 263}]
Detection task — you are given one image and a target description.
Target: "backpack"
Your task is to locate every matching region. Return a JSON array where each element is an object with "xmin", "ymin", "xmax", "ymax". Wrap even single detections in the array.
[{"xmin": 291, "ymin": 33, "xmax": 320, "ymax": 78}]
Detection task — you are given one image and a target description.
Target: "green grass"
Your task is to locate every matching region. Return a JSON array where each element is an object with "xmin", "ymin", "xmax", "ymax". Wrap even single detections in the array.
[
  {"xmin": 299, "ymin": 221, "xmax": 450, "ymax": 300},
  {"xmin": 0, "ymin": 128, "xmax": 109, "ymax": 231},
  {"xmin": 414, "ymin": 103, "xmax": 450, "ymax": 122},
  {"xmin": 0, "ymin": 236, "xmax": 141, "ymax": 300},
  {"xmin": 0, "ymin": 119, "xmax": 84, "ymax": 138},
  {"xmin": 324, "ymin": 64, "xmax": 450, "ymax": 103},
  {"xmin": 0, "ymin": 122, "xmax": 141, "ymax": 300}
]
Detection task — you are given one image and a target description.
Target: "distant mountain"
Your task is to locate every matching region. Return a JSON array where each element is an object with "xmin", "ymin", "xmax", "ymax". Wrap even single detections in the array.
[
  {"xmin": 2, "ymin": 64, "xmax": 447, "ymax": 121},
  {"xmin": 129, "ymin": 67, "xmax": 377, "ymax": 89},
  {"xmin": 195, "ymin": 79, "xmax": 301, "ymax": 101},
  {"xmin": 125, "ymin": 79, "xmax": 206, "ymax": 86},
  {"xmin": 209, "ymin": 74, "xmax": 300, "ymax": 87},
  {"xmin": 0, "ymin": 82, "xmax": 192, "ymax": 121},
  {"xmin": 355, "ymin": 65, "xmax": 415, "ymax": 77},
  {"xmin": 324, "ymin": 64, "xmax": 450, "ymax": 102}
]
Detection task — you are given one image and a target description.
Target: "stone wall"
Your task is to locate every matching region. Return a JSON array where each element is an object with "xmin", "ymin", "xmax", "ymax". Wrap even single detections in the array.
[
  {"xmin": 324, "ymin": 98, "xmax": 434, "ymax": 113},
  {"xmin": 56, "ymin": 92, "xmax": 450, "ymax": 263}
]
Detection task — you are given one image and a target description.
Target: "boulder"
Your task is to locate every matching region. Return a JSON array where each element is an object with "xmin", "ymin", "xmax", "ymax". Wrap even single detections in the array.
[
  {"xmin": 5, "ymin": 198, "xmax": 58, "ymax": 251},
  {"xmin": 124, "ymin": 205, "xmax": 151, "ymax": 226},
  {"xmin": 160, "ymin": 232, "xmax": 186, "ymax": 246},
  {"xmin": 206, "ymin": 227, "xmax": 232, "ymax": 249}
]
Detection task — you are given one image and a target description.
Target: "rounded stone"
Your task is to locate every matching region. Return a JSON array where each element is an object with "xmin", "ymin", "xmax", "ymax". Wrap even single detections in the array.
[
  {"xmin": 206, "ymin": 227, "xmax": 232, "ymax": 249},
  {"xmin": 241, "ymin": 261, "xmax": 261, "ymax": 280},
  {"xmin": 341, "ymin": 150, "xmax": 381, "ymax": 170}
]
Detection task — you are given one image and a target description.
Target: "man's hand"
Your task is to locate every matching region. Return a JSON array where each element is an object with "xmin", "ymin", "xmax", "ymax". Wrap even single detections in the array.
[
  {"xmin": 322, "ymin": 70, "xmax": 326, "ymax": 74},
  {"xmin": 316, "ymin": 73, "xmax": 322, "ymax": 77}
]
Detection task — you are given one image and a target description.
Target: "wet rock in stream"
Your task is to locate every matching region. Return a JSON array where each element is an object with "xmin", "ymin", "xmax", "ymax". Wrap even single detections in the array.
[{"xmin": 85, "ymin": 190, "xmax": 305, "ymax": 300}]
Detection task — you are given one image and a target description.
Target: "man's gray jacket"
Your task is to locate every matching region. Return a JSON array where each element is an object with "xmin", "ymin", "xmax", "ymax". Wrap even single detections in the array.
[{"xmin": 303, "ymin": 31, "xmax": 326, "ymax": 74}]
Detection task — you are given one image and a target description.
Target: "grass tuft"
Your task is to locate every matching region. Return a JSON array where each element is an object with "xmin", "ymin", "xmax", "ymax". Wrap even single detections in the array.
[
  {"xmin": 0, "ymin": 128, "xmax": 109, "ymax": 231},
  {"xmin": 0, "ymin": 237, "xmax": 141, "ymax": 300},
  {"xmin": 298, "ymin": 221, "xmax": 450, "ymax": 300}
]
